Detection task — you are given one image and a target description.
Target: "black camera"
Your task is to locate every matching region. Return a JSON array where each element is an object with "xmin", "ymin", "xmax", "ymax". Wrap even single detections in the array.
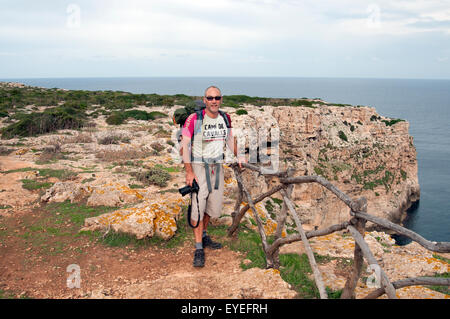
[{"xmin": 178, "ymin": 179, "xmax": 199, "ymax": 196}]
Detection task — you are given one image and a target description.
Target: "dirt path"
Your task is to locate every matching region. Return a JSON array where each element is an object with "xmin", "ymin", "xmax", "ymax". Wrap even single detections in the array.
[
  {"xmin": 0, "ymin": 156, "xmax": 40, "ymax": 213},
  {"xmin": 0, "ymin": 155, "xmax": 296, "ymax": 299}
]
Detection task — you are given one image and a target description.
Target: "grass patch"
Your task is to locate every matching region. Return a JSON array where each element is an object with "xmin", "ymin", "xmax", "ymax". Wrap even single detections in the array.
[
  {"xmin": 38, "ymin": 168, "xmax": 78, "ymax": 180},
  {"xmin": 3, "ymin": 167, "xmax": 77, "ymax": 180},
  {"xmin": 279, "ymin": 253, "xmax": 319, "ymax": 298},
  {"xmin": 215, "ymin": 224, "xmax": 341, "ymax": 299},
  {"xmin": 21, "ymin": 179, "xmax": 54, "ymax": 191},
  {"xmin": 12, "ymin": 201, "xmax": 117, "ymax": 256},
  {"xmin": 426, "ymin": 272, "xmax": 450, "ymax": 295}
]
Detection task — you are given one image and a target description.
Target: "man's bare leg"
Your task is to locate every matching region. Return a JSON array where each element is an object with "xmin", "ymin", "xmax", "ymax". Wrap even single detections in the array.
[
  {"xmin": 192, "ymin": 218, "xmax": 204, "ymax": 245},
  {"xmin": 201, "ymin": 213, "xmax": 222, "ymax": 249}
]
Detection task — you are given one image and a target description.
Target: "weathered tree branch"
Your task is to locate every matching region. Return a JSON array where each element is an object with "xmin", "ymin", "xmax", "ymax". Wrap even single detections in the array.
[
  {"xmin": 341, "ymin": 198, "xmax": 367, "ymax": 299},
  {"xmin": 352, "ymin": 211, "xmax": 450, "ymax": 253},
  {"xmin": 232, "ymin": 166, "xmax": 271, "ymax": 267},
  {"xmin": 267, "ymin": 221, "xmax": 350, "ymax": 256},
  {"xmin": 364, "ymin": 277, "xmax": 450, "ymax": 299},
  {"xmin": 347, "ymin": 225, "xmax": 398, "ymax": 299},
  {"xmin": 237, "ymin": 162, "xmax": 288, "ymax": 177},
  {"xmin": 227, "ymin": 184, "xmax": 284, "ymax": 237},
  {"xmin": 280, "ymin": 175, "xmax": 356, "ymax": 210},
  {"xmin": 281, "ymin": 189, "xmax": 328, "ymax": 299}
]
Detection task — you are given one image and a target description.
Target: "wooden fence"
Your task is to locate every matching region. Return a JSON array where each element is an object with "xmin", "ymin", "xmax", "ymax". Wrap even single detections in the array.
[{"xmin": 227, "ymin": 162, "xmax": 450, "ymax": 299}]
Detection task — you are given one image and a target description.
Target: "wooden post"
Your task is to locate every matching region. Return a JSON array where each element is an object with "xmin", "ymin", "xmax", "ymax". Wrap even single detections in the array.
[
  {"xmin": 281, "ymin": 189, "xmax": 328, "ymax": 299},
  {"xmin": 271, "ymin": 168, "xmax": 294, "ymax": 269},
  {"xmin": 232, "ymin": 165, "xmax": 272, "ymax": 267},
  {"xmin": 229, "ymin": 185, "xmax": 243, "ymax": 240},
  {"xmin": 341, "ymin": 197, "xmax": 367, "ymax": 299},
  {"xmin": 227, "ymin": 184, "xmax": 284, "ymax": 237}
]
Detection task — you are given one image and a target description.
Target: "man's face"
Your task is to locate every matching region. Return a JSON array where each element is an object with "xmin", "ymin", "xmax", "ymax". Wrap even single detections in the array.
[{"xmin": 203, "ymin": 88, "xmax": 222, "ymax": 115}]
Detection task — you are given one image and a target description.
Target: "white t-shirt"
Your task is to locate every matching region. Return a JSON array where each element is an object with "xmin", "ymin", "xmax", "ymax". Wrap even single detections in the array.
[{"xmin": 182, "ymin": 110, "xmax": 231, "ymax": 162}]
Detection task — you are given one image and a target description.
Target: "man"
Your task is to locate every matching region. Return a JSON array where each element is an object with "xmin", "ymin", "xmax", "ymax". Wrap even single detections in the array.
[{"xmin": 181, "ymin": 85, "xmax": 245, "ymax": 267}]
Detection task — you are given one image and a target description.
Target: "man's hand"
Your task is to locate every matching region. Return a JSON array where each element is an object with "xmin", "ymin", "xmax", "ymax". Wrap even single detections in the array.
[
  {"xmin": 238, "ymin": 156, "xmax": 247, "ymax": 169},
  {"xmin": 186, "ymin": 170, "xmax": 197, "ymax": 187}
]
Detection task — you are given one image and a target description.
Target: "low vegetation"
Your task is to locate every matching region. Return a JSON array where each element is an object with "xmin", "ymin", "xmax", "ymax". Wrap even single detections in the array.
[{"xmin": 131, "ymin": 166, "xmax": 172, "ymax": 188}]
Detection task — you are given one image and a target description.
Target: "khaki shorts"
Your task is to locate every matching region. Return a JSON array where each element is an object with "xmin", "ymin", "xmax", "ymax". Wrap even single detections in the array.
[{"xmin": 190, "ymin": 163, "xmax": 224, "ymax": 222}]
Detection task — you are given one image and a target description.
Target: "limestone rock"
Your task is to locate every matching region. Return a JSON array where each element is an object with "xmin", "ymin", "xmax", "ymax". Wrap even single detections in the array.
[
  {"xmin": 86, "ymin": 182, "xmax": 144, "ymax": 207},
  {"xmin": 81, "ymin": 195, "xmax": 189, "ymax": 240},
  {"xmin": 82, "ymin": 202, "xmax": 156, "ymax": 240},
  {"xmin": 41, "ymin": 182, "xmax": 92, "ymax": 203}
]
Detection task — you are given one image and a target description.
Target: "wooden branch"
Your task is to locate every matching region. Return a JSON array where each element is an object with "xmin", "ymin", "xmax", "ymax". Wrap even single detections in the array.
[
  {"xmin": 231, "ymin": 162, "xmax": 288, "ymax": 177},
  {"xmin": 274, "ymin": 168, "xmax": 295, "ymax": 239},
  {"xmin": 281, "ymin": 189, "xmax": 328, "ymax": 299},
  {"xmin": 347, "ymin": 225, "xmax": 398, "ymax": 299},
  {"xmin": 231, "ymin": 187, "xmax": 243, "ymax": 220},
  {"xmin": 270, "ymin": 168, "xmax": 295, "ymax": 269},
  {"xmin": 280, "ymin": 175, "xmax": 356, "ymax": 210},
  {"xmin": 228, "ymin": 184, "xmax": 284, "ymax": 236},
  {"xmin": 267, "ymin": 221, "xmax": 350, "ymax": 256},
  {"xmin": 364, "ymin": 276, "xmax": 450, "ymax": 299},
  {"xmin": 229, "ymin": 186, "xmax": 243, "ymax": 239},
  {"xmin": 232, "ymin": 166, "xmax": 271, "ymax": 265},
  {"xmin": 341, "ymin": 199, "xmax": 367, "ymax": 299},
  {"xmin": 352, "ymin": 211, "xmax": 450, "ymax": 253}
]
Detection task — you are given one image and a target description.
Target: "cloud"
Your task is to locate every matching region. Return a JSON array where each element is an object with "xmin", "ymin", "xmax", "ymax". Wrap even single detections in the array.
[{"xmin": 0, "ymin": 0, "xmax": 449, "ymax": 78}]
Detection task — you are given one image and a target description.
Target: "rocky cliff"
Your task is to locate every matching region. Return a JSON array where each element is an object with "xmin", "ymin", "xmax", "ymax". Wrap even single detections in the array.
[{"xmin": 229, "ymin": 102, "xmax": 420, "ymax": 231}]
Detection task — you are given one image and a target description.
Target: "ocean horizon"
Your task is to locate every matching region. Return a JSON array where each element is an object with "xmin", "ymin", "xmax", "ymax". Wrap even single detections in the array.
[{"xmin": 2, "ymin": 76, "xmax": 449, "ymax": 243}]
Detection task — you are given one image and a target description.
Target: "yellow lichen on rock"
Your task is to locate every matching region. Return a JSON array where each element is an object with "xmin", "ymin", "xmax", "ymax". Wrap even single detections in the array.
[
  {"xmin": 15, "ymin": 148, "xmax": 29, "ymax": 156},
  {"xmin": 82, "ymin": 193, "xmax": 189, "ymax": 240}
]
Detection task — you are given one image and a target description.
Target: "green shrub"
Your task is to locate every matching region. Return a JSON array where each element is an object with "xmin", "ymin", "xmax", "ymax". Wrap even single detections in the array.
[
  {"xmin": 106, "ymin": 110, "xmax": 167, "ymax": 125},
  {"xmin": 338, "ymin": 131, "xmax": 348, "ymax": 142},
  {"xmin": 1, "ymin": 106, "xmax": 87, "ymax": 139},
  {"xmin": 148, "ymin": 111, "xmax": 168, "ymax": 119},
  {"xmin": 132, "ymin": 166, "xmax": 172, "ymax": 187},
  {"xmin": 382, "ymin": 118, "xmax": 405, "ymax": 126},
  {"xmin": 290, "ymin": 99, "xmax": 316, "ymax": 108},
  {"xmin": 236, "ymin": 109, "xmax": 248, "ymax": 115},
  {"xmin": 400, "ymin": 169, "xmax": 407, "ymax": 181},
  {"xmin": 106, "ymin": 112, "xmax": 127, "ymax": 125}
]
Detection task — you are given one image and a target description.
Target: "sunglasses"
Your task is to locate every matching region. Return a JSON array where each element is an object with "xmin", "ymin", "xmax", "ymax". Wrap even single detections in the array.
[{"xmin": 205, "ymin": 96, "xmax": 222, "ymax": 101}]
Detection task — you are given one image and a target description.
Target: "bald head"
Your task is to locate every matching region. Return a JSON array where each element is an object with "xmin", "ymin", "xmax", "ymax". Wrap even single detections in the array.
[{"xmin": 204, "ymin": 86, "xmax": 222, "ymax": 97}]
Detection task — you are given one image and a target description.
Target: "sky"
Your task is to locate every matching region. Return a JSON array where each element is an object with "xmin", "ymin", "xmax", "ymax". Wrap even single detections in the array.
[{"xmin": 0, "ymin": 0, "xmax": 449, "ymax": 79}]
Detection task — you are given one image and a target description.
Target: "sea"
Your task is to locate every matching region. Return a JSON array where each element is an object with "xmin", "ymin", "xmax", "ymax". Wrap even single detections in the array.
[{"xmin": 2, "ymin": 77, "xmax": 449, "ymax": 244}]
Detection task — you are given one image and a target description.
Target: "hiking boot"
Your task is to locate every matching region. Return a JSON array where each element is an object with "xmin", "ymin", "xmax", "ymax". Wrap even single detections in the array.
[
  {"xmin": 202, "ymin": 235, "xmax": 222, "ymax": 250},
  {"xmin": 193, "ymin": 248, "xmax": 205, "ymax": 267}
]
